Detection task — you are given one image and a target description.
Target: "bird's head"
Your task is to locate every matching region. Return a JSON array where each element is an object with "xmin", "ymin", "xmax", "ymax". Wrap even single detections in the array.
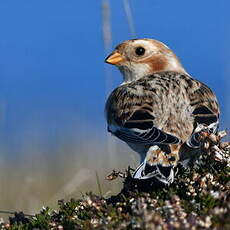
[{"xmin": 105, "ymin": 38, "xmax": 186, "ymax": 83}]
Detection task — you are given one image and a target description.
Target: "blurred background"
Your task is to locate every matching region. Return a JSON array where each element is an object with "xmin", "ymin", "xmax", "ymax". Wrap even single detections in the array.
[{"xmin": 0, "ymin": 0, "xmax": 229, "ymax": 215}]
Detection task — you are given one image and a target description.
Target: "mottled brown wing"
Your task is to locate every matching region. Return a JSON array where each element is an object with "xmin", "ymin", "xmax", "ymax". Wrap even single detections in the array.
[
  {"xmin": 187, "ymin": 80, "xmax": 220, "ymax": 147},
  {"xmin": 105, "ymin": 79, "xmax": 181, "ymax": 145}
]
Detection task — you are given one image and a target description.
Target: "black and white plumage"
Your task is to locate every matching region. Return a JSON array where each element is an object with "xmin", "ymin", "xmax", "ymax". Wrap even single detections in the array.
[{"xmin": 104, "ymin": 38, "xmax": 219, "ymax": 185}]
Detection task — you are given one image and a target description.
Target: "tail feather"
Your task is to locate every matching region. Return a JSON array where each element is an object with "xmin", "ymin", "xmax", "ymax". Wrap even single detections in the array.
[
  {"xmin": 133, "ymin": 145, "xmax": 179, "ymax": 185},
  {"xmin": 133, "ymin": 162, "xmax": 175, "ymax": 185}
]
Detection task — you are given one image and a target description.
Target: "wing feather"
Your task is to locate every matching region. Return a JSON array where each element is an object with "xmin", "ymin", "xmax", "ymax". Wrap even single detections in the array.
[
  {"xmin": 109, "ymin": 109, "xmax": 180, "ymax": 145},
  {"xmin": 187, "ymin": 80, "xmax": 220, "ymax": 148}
]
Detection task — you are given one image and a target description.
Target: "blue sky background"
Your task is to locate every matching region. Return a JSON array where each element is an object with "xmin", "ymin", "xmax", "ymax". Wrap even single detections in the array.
[{"xmin": 0, "ymin": 0, "xmax": 229, "ymax": 213}]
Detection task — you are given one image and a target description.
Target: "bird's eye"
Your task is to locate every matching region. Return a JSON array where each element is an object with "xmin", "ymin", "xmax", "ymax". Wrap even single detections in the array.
[{"xmin": 135, "ymin": 47, "xmax": 145, "ymax": 56}]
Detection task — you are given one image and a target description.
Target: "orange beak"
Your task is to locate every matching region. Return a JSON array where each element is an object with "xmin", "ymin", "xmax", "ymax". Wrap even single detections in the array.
[{"xmin": 105, "ymin": 51, "xmax": 124, "ymax": 65}]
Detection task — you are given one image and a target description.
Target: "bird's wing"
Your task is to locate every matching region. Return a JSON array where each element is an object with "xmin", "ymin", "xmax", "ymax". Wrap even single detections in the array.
[
  {"xmin": 106, "ymin": 72, "xmax": 219, "ymax": 146},
  {"xmin": 187, "ymin": 80, "xmax": 220, "ymax": 147},
  {"xmin": 105, "ymin": 73, "xmax": 186, "ymax": 145},
  {"xmin": 108, "ymin": 108, "xmax": 180, "ymax": 145}
]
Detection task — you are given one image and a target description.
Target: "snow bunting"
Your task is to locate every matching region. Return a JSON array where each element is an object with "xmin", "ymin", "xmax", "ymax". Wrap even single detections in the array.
[{"xmin": 105, "ymin": 39, "xmax": 219, "ymax": 185}]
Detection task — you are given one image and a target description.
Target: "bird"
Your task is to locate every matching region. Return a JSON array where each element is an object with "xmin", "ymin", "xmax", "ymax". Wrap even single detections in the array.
[{"xmin": 104, "ymin": 38, "xmax": 219, "ymax": 185}]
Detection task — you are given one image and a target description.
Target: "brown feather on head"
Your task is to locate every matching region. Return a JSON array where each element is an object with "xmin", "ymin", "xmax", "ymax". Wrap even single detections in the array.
[{"xmin": 105, "ymin": 38, "xmax": 186, "ymax": 83}]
